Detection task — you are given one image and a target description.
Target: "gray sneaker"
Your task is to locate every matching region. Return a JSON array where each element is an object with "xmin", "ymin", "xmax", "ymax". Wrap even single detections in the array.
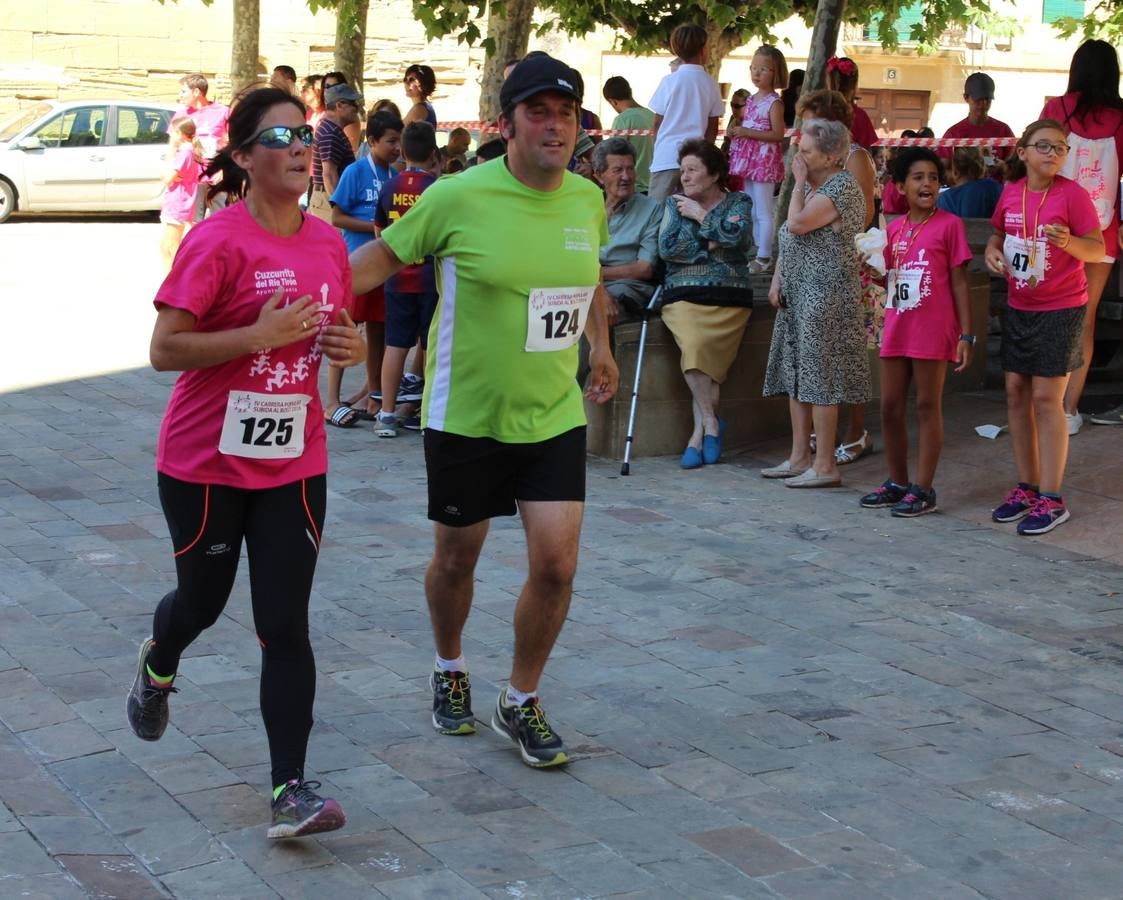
[
  {"xmin": 374, "ymin": 412, "xmax": 399, "ymax": 438},
  {"xmin": 1090, "ymin": 402, "xmax": 1123, "ymax": 426}
]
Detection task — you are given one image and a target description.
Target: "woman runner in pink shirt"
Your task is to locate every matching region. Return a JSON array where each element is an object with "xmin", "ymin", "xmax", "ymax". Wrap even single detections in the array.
[{"xmin": 126, "ymin": 87, "xmax": 364, "ymax": 840}]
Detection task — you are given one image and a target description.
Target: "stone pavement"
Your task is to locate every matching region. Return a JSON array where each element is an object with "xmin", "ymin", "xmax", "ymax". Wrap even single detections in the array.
[{"xmin": 2, "ymin": 361, "xmax": 1123, "ymax": 899}]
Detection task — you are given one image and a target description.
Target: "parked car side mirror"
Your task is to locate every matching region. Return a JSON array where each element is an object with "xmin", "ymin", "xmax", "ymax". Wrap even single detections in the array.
[{"xmin": 16, "ymin": 136, "xmax": 44, "ymax": 151}]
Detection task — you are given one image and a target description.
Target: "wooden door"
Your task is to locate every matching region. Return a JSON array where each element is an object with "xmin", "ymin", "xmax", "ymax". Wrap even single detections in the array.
[{"xmin": 856, "ymin": 89, "xmax": 931, "ymax": 134}]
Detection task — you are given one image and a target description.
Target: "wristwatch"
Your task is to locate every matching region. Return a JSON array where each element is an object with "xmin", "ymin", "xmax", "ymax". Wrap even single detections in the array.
[{"xmin": 958, "ymin": 334, "xmax": 976, "ymax": 345}]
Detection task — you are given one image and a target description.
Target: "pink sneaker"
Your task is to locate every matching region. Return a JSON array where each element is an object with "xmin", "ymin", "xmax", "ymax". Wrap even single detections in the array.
[{"xmin": 1017, "ymin": 495, "xmax": 1070, "ymax": 535}]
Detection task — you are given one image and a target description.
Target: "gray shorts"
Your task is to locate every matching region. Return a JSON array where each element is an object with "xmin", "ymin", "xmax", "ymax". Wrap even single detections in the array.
[{"xmin": 1000, "ymin": 305, "xmax": 1085, "ymax": 377}]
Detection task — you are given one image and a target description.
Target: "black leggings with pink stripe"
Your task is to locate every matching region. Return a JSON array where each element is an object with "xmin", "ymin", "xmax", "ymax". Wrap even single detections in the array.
[{"xmin": 150, "ymin": 473, "xmax": 326, "ymax": 788}]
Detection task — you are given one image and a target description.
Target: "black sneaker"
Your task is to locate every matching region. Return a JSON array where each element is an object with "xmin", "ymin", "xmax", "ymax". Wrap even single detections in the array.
[
  {"xmin": 859, "ymin": 480, "xmax": 908, "ymax": 508},
  {"xmin": 891, "ymin": 485, "xmax": 938, "ymax": 517},
  {"xmin": 430, "ymin": 669, "xmax": 476, "ymax": 735},
  {"xmin": 126, "ymin": 638, "xmax": 176, "ymax": 741},
  {"xmin": 397, "ymin": 375, "xmax": 424, "ymax": 403},
  {"xmin": 268, "ymin": 779, "xmax": 345, "ymax": 839},
  {"xmin": 401, "ymin": 413, "xmax": 422, "ymax": 431},
  {"xmin": 491, "ymin": 689, "xmax": 569, "ymax": 767}
]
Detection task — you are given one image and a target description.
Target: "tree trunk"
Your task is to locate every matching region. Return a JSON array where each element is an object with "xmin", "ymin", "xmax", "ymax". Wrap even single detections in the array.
[
  {"xmin": 774, "ymin": 0, "xmax": 847, "ymax": 245},
  {"xmin": 229, "ymin": 0, "xmax": 260, "ymax": 96},
  {"xmin": 335, "ymin": 0, "xmax": 371, "ymax": 96},
  {"xmin": 702, "ymin": 23, "xmax": 743, "ymax": 86},
  {"xmin": 478, "ymin": 0, "xmax": 536, "ymax": 125}
]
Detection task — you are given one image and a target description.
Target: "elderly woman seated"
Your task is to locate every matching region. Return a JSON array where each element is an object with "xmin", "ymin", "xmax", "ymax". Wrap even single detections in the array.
[
  {"xmin": 657, "ymin": 139, "xmax": 754, "ymax": 469},
  {"xmin": 761, "ymin": 117, "xmax": 871, "ymax": 487}
]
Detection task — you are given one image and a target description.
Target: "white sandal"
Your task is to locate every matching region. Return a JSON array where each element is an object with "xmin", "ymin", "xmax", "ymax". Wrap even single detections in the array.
[{"xmin": 835, "ymin": 431, "xmax": 873, "ymax": 465}]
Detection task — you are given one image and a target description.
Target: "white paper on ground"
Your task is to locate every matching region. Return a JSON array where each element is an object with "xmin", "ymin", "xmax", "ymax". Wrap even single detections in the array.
[{"xmin": 975, "ymin": 424, "xmax": 1008, "ymax": 439}]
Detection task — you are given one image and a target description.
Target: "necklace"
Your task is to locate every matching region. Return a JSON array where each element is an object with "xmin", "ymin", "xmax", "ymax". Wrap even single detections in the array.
[
  {"xmin": 892, "ymin": 209, "xmax": 936, "ymax": 272},
  {"xmin": 1020, "ymin": 180, "xmax": 1052, "ymax": 288}
]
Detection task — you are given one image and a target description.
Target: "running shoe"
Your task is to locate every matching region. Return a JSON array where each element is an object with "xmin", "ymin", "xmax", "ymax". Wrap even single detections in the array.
[
  {"xmin": 1090, "ymin": 402, "xmax": 1123, "ymax": 426},
  {"xmin": 374, "ymin": 412, "xmax": 399, "ymax": 438},
  {"xmin": 401, "ymin": 414, "xmax": 422, "ymax": 431},
  {"xmin": 491, "ymin": 689, "xmax": 569, "ymax": 768},
  {"xmin": 992, "ymin": 483, "xmax": 1038, "ymax": 523},
  {"xmin": 859, "ymin": 479, "xmax": 908, "ymax": 509},
  {"xmin": 397, "ymin": 374, "xmax": 424, "ymax": 403},
  {"xmin": 267, "ymin": 780, "xmax": 345, "ymax": 839},
  {"xmin": 891, "ymin": 485, "xmax": 938, "ymax": 518},
  {"xmin": 1017, "ymin": 495, "xmax": 1070, "ymax": 535},
  {"xmin": 430, "ymin": 669, "xmax": 475, "ymax": 734},
  {"xmin": 126, "ymin": 638, "xmax": 176, "ymax": 741},
  {"xmin": 1065, "ymin": 412, "xmax": 1083, "ymax": 436}
]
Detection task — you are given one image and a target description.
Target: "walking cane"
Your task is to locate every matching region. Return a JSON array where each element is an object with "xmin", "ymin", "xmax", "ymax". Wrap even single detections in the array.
[{"xmin": 620, "ymin": 286, "xmax": 663, "ymax": 476}]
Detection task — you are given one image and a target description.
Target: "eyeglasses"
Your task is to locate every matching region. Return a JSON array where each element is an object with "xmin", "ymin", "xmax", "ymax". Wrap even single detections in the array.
[
  {"xmin": 244, "ymin": 124, "xmax": 314, "ymax": 150},
  {"xmin": 1029, "ymin": 140, "xmax": 1069, "ymax": 156}
]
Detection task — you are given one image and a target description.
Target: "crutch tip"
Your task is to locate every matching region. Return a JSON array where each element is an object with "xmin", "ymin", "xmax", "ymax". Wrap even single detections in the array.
[{"xmin": 620, "ymin": 463, "xmax": 630, "ymax": 476}]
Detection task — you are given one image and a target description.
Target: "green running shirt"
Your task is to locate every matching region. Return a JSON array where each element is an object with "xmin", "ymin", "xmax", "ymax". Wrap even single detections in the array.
[{"xmin": 381, "ymin": 158, "xmax": 608, "ymax": 443}]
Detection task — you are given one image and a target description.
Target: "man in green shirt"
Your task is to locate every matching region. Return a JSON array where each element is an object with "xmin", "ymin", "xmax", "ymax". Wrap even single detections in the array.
[
  {"xmin": 351, "ymin": 54, "xmax": 618, "ymax": 769},
  {"xmin": 602, "ymin": 76, "xmax": 656, "ymax": 194}
]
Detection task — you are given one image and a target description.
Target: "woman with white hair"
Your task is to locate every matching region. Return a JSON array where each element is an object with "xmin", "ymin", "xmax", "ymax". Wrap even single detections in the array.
[{"xmin": 761, "ymin": 117, "xmax": 871, "ymax": 487}]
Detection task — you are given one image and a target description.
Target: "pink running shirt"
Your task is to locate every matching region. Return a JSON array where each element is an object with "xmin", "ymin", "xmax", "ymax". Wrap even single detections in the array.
[
  {"xmin": 154, "ymin": 203, "xmax": 353, "ymax": 489},
  {"xmin": 990, "ymin": 176, "xmax": 1101, "ymax": 311},
  {"xmin": 880, "ymin": 210, "xmax": 972, "ymax": 361}
]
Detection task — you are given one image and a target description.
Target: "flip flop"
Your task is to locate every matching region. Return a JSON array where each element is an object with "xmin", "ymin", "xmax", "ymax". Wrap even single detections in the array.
[{"xmin": 325, "ymin": 405, "xmax": 360, "ymax": 428}]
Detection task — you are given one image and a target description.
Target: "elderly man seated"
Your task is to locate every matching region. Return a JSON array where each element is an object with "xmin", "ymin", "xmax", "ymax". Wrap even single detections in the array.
[{"xmin": 593, "ymin": 137, "xmax": 662, "ymax": 319}]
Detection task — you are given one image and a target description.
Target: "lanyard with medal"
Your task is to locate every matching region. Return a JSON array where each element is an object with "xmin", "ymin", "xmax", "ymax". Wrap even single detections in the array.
[
  {"xmin": 1004, "ymin": 182, "xmax": 1050, "ymax": 288},
  {"xmin": 888, "ymin": 210, "xmax": 934, "ymax": 309}
]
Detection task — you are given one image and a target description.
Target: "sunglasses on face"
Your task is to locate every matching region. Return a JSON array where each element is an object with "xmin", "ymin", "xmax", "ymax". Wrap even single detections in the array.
[
  {"xmin": 1029, "ymin": 140, "xmax": 1069, "ymax": 156},
  {"xmin": 245, "ymin": 124, "xmax": 314, "ymax": 150}
]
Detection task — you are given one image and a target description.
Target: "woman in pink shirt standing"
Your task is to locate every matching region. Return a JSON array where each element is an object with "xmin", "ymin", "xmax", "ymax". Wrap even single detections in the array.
[
  {"xmin": 1041, "ymin": 40, "xmax": 1123, "ymax": 431},
  {"xmin": 985, "ymin": 120, "xmax": 1104, "ymax": 535},
  {"xmin": 126, "ymin": 87, "xmax": 364, "ymax": 839}
]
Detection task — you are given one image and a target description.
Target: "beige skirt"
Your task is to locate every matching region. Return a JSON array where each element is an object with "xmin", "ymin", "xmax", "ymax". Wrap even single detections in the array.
[{"xmin": 661, "ymin": 302, "xmax": 752, "ymax": 383}]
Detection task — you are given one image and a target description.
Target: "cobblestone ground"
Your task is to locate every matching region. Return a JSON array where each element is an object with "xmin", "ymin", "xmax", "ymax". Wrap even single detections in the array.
[{"xmin": 2, "ymin": 360, "xmax": 1123, "ymax": 899}]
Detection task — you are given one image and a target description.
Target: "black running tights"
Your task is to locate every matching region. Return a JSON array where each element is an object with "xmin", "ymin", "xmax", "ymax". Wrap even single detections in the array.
[{"xmin": 150, "ymin": 473, "xmax": 325, "ymax": 788}]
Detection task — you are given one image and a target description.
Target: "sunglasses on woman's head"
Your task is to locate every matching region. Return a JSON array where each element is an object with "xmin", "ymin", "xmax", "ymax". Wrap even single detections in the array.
[{"xmin": 245, "ymin": 124, "xmax": 315, "ymax": 150}]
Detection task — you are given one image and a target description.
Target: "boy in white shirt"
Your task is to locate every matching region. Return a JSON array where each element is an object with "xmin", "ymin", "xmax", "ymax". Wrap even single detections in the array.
[{"xmin": 648, "ymin": 24, "xmax": 725, "ymax": 202}]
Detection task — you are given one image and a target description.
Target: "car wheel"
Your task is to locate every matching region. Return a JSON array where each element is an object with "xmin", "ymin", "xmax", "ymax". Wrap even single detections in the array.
[{"xmin": 0, "ymin": 179, "xmax": 15, "ymax": 224}]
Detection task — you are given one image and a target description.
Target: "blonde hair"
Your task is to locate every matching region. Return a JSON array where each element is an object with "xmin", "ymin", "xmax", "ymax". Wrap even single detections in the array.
[{"xmin": 753, "ymin": 46, "xmax": 788, "ymax": 90}]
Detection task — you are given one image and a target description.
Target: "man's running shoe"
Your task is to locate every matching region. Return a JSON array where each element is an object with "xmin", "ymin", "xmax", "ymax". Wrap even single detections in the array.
[
  {"xmin": 397, "ymin": 374, "xmax": 424, "ymax": 403},
  {"xmin": 430, "ymin": 669, "xmax": 475, "ymax": 734},
  {"xmin": 374, "ymin": 412, "xmax": 399, "ymax": 438},
  {"xmin": 859, "ymin": 480, "xmax": 908, "ymax": 508},
  {"xmin": 491, "ymin": 689, "xmax": 569, "ymax": 768},
  {"xmin": 268, "ymin": 780, "xmax": 345, "ymax": 839},
  {"xmin": 891, "ymin": 485, "xmax": 937, "ymax": 518},
  {"xmin": 126, "ymin": 638, "xmax": 176, "ymax": 741},
  {"xmin": 1017, "ymin": 495, "xmax": 1070, "ymax": 535},
  {"xmin": 992, "ymin": 483, "xmax": 1038, "ymax": 523}
]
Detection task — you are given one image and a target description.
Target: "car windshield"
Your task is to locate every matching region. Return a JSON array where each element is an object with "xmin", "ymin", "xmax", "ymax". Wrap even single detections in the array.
[{"xmin": 0, "ymin": 102, "xmax": 54, "ymax": 143}]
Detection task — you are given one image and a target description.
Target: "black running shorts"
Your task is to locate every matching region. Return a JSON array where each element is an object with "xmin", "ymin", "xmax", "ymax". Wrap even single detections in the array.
[{"xmin": 423, "ymin": 427, "xmax": 587, "ymax": 526}]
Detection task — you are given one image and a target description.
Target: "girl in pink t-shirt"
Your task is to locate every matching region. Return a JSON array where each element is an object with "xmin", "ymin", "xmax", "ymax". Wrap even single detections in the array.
[
  {"xmin": 726, "ymin": 45, "xmax": 788, "ymax": 274},
  {"xmin": 128, "ymin": 87, "xmax": 365, "ymax": 841},
  {"xmin": 859, "ymin": 148, "xmax": 973, "ymax": 518},
  {"xmin": 984, "ymin": 119, "xmax": 1105, "ymax": 535},
  {"xmin": 159, "ymin": 118, "xmax": 203, "ymax": 270}
]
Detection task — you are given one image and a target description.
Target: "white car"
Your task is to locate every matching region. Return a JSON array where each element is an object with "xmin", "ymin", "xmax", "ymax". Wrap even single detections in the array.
[{"xmin": 0, "ymin": 99, "xmax": 178, "ymax": 223}]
